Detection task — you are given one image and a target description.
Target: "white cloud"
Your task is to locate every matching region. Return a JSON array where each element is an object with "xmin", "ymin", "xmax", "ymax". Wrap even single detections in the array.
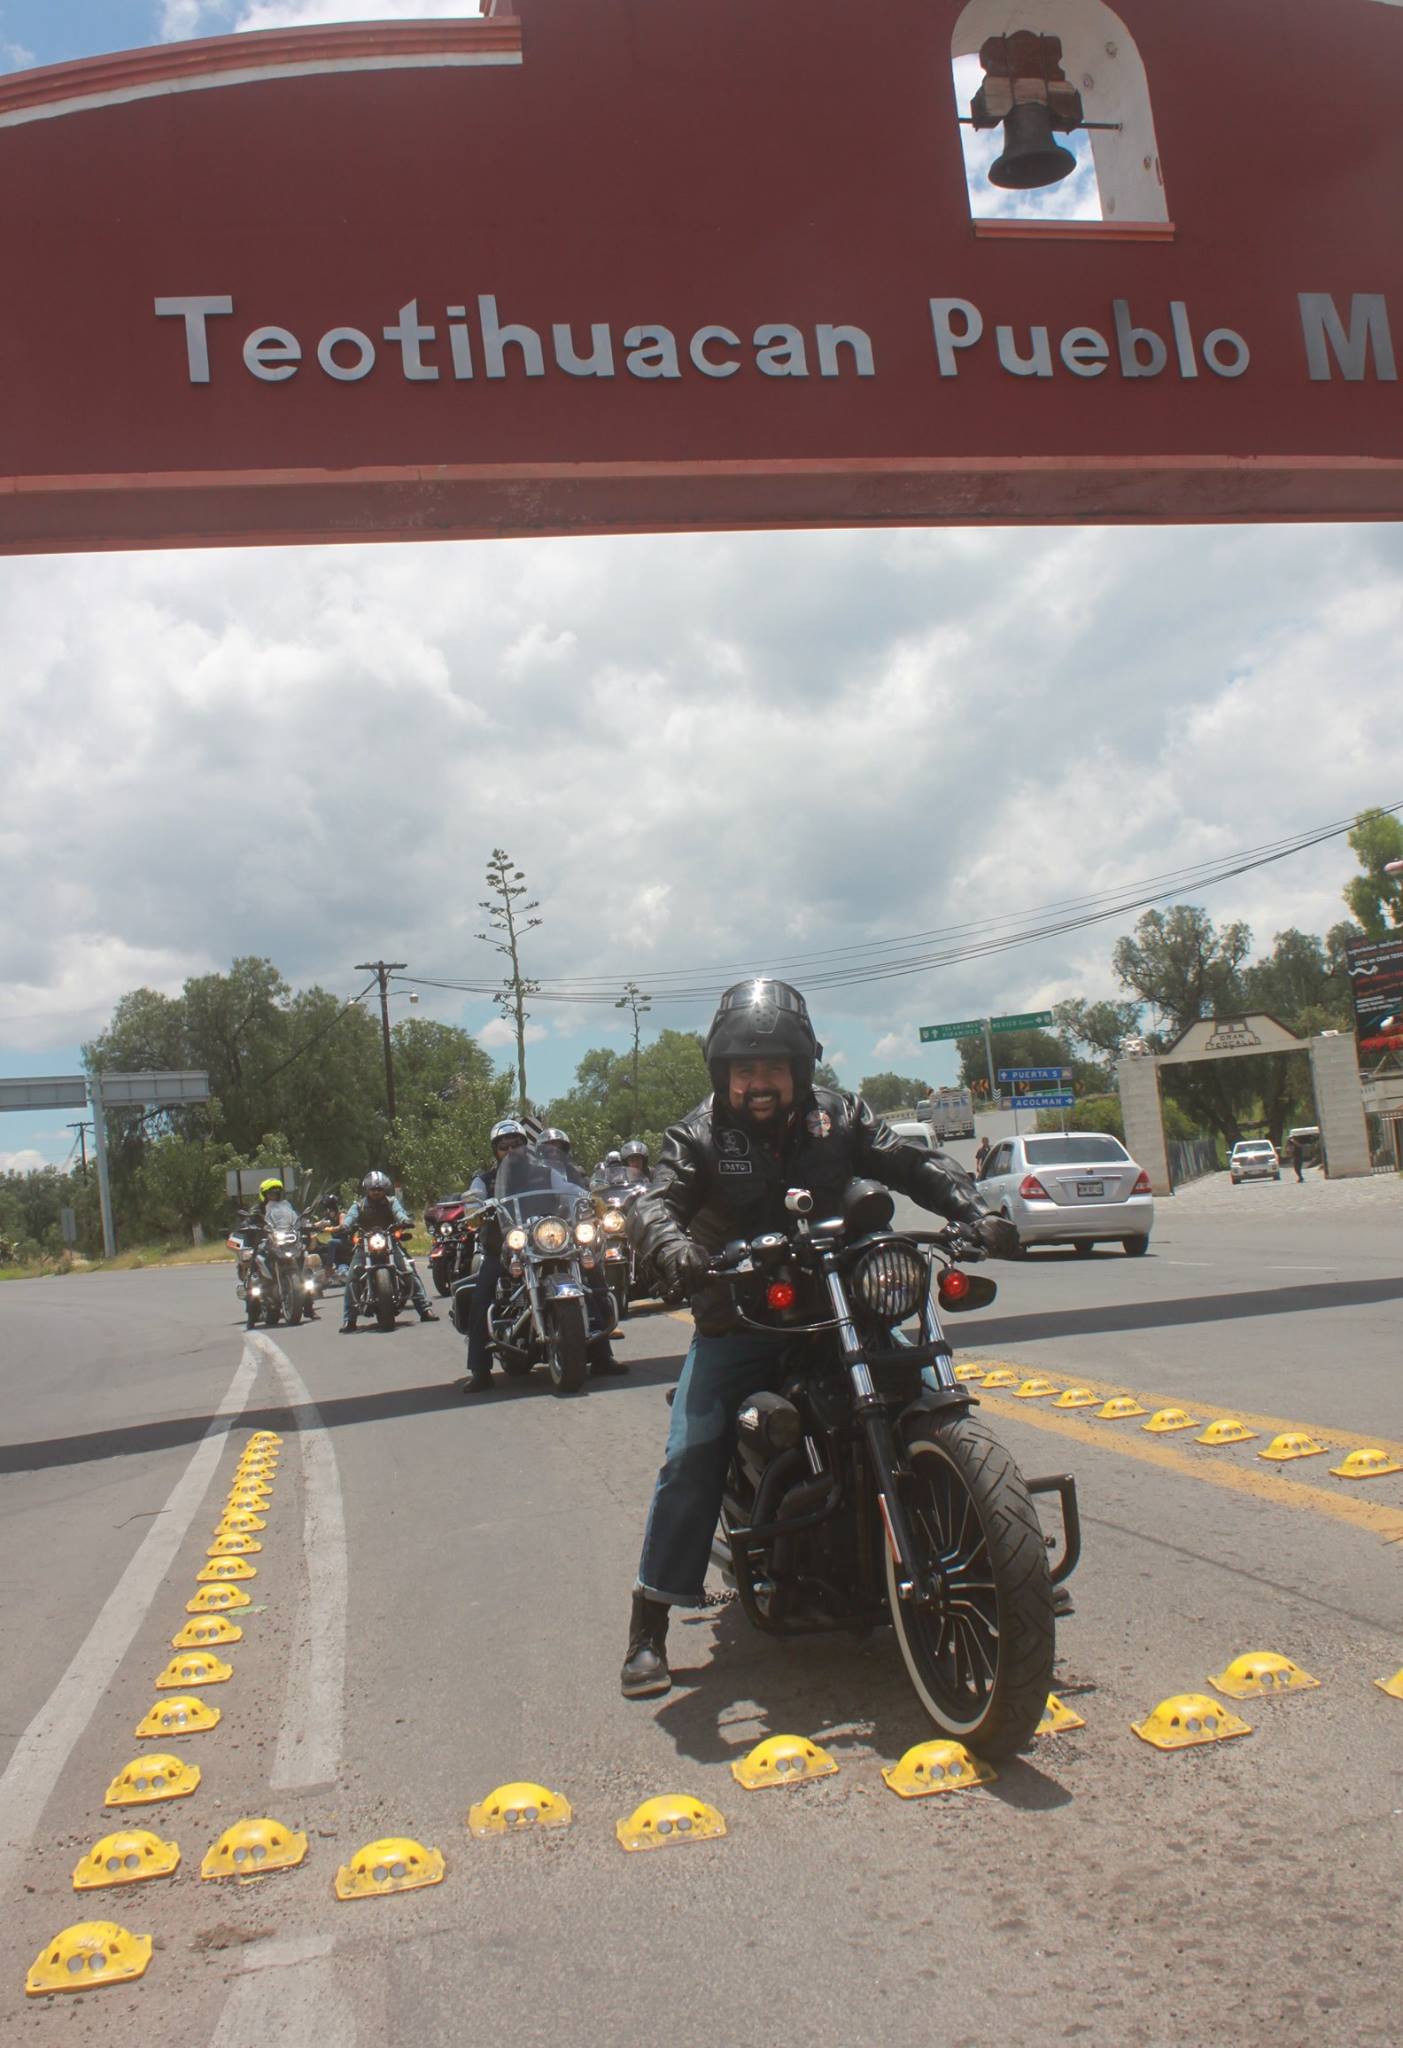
[
  {"xmin": 0, "ymin": 1150, "xmax": 48, "ymax": 1174},
  {"xmin": 873, "ymin": 1031, "xmax": 920, "ymax": 1063},
  {"xmin": 162, "ymin": 0, "xmax": 480, "ymax": 34},
  {"xmin": 477, "ymin": 1017, "xmax": 547, "ymax": 1049}
]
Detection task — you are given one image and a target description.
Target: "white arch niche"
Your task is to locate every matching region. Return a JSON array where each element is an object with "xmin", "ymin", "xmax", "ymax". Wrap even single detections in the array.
[{"xmin": 952, "ymin": 0, "xmax": 1169, "ymax": 225}]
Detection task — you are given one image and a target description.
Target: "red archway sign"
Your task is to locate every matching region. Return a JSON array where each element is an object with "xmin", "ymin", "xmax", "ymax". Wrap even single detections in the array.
[{"xmin": 0, "ymin": 0, "xmax": 1399, "ymax": 554}]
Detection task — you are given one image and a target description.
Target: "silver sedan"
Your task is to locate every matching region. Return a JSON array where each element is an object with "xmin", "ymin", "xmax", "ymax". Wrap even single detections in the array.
[{"xmin": 975, "ymin": 1131, "xmax": 1154, "ymax": 1256}]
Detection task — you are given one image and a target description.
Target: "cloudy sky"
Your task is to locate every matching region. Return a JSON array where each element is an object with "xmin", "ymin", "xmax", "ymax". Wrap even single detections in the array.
[{"xmin": 2, "ymin": 0, "xmax": 1400, "ymax": 1170}]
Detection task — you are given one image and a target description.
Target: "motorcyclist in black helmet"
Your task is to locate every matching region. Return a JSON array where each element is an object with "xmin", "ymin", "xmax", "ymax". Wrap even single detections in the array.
[
  {"xmin": 340, "ymin": 1170, "xmax": 438, "ymax": 1332},
  {"xmin": 618, "ymin": 977, "xmax": 1018, "ymax": 1698}
]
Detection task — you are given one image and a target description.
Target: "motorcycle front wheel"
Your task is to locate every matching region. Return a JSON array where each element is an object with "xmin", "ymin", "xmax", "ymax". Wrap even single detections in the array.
[
  {"xmin": 885, "ymin": 1413, "xmax": 1053, "ymax": 1759},
  {"xmin": 281, "ymin": 1271, "xmax": 303, "ymax": 1326},
  {"xmin": 431, "ymin": 1263, "xmax": 452, "ymax": 1296},
  {"xmin": 610, "ymin": 1273, "xmax": 629, "ymax": 1323},
  {"xmin": 372, "ymin": 1267, "xmax": 398, "ymax": 1331},
  {"xmin": 545, "ymin": 1299, "xmax": 588, "ymax": 1394}
]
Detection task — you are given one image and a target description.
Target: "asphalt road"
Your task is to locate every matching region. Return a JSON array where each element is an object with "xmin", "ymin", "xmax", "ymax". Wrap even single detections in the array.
[{"xmin": 2, "ymin": 1174, "xmax": 1402, "ymax": 2046}]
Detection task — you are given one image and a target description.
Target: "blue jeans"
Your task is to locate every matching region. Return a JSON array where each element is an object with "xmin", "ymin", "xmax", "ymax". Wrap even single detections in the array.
[{"xmin": 636, "ymin": 1327, "xmax": 789, "ymax": 1607}]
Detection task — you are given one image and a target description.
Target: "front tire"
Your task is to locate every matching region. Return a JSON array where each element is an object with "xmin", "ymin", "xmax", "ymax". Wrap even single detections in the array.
[
  {"xmin": 372, "ymin": 1266, "xmax": 397, "ymax": 1331},
  {"xmin": 432, "ymin": 1261, "xmax": 452, "ymax": 1296},
  {"xmin": 885, "ymin": 1414, "xmax": 1053, "ymax": 1759},
  {"xmin": 546, "ymin": 1299, "xmax": 588, "ymax": 1394}
]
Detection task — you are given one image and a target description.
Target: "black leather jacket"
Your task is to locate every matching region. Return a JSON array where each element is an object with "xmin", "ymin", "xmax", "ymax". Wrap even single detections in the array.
[{"xmin": 629, "ymin": 1087, "xmax": 988, "ymax": 1334}]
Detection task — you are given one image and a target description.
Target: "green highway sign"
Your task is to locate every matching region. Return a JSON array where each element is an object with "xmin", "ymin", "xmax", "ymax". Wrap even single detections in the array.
[
  {"xmin": 919, "ymin": 1020, "xmax": 984, "ymax": 1043},
  {"xmin": 990, "ymin": 1010, "xmax": 1053, "ymax": 1034}
]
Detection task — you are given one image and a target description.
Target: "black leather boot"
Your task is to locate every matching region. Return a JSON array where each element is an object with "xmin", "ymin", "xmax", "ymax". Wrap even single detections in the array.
[{"xmin": 620, "ymin": 1592, "xmax": 671, "ymax": 1698}]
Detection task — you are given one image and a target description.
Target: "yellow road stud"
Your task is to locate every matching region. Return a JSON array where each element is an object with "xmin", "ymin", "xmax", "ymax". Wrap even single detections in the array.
[
  {"xmin": 981, "ymin": 1369, "xmax": 1019, "ymax": 1389},
  {"xmin": 1209, "ymin": 1651, "xmax": 1319, "ymax": 1699},
  {"xmin": 334, "ymin": 1838, "xmax": 445, "ymax": 1899},
  {"xmin": 201, "ymin": 1818, "xmax": 308, "ymax": 1879},
  {"xmin": 248, "ymin": 1431, "xmax": 283, "ymax": 1448},
  {"xmin": 216, "ymin": 1510, "xmax": 266, "ymax": 1534},
  {"xmin": 26, "ymin": 1922, "xmax": 152, "ymax": 1997},
  {"xmin": 1131, "ymin": 1693, "xmax": 1251, "ymax": 1750},
  {"xmin": 1259, "ymin": 1432, "xmax": 1327, "ymax": 1462},
  {"xmin": 135, "ymin": 1694, "xmax": 221, "ymax": 1738},
  {"xmin": 616, "ymin": 1795, "xmax": 726, "ymax": 1850},
  {"xmin": 73, "ymin": 1831, "xmax": 180, "ymax": 1891},
  {"xmin": 882, "ymin": 1740, "xmax": 995, "ymax": 1797},
  {"xmin": 187, "ymin": 1584, "xmax": 251, "ymax": 1613},
  {"xmin": 226, "ymin": 1488, "xmax": 271, "ymax": 1509},
  {"xmin": 1053, "ymin": 1387, "xmax": 1098, "ymax": 1409},
  {"xmin": 105, "ymin": 1756, "xmax": 200, "ymax": 1806},
  {"xmin": 172, "ymin": 1615, "xmax": 242, "ymax": 1650},
  {"xmin": 1097, "ymin": 1396, "xmax": 1147, "ymax": 1421},
  {"xmin": 1197, "ymin": 1418, "xmax": 1258, "ymax": 1446},
  {"xmin": 730, "ymin": 1735, "xmax": 839, "ymax": 1789},
  {"xmin": 155, "ymin": 1652, "xmax": 233, "ymax": 1689},
  {"xmin": 1014, "ymin": 1377, "xmax": 1060, "ymax": 1400},
  {"xmin": 235, "ymin": 1462, "xmax": 276, "ymax": 1484},
  {"xmin": 1331, "ymin": 1447, "xmax": 1403, "ymax": 1480},
  {"xmin": 1036, "ymin": 1694, "xmax": 1086, "ymax": 1736},
  {"xmin": 1373, "ymin": 1670, "xmax": 1403, "ymax": 1700},
  {"xmin": 208, "ymin": 1532, "xmax": 261, "ymax": 1556},
  {"xmin": 197, "ymin": 1556, "xmax": 257, "ymax": 1582},
  {"xmin": 954, "ymin": 1364, "xmax": 986, "ymax": 1383},
  {"xmin": 1143, "ymin": 1408, "xmax": 1200, "ymax": 1435},
  {"xmin": 467, "ymin": 1782, "xmax": 574, "ymax": 1835}
]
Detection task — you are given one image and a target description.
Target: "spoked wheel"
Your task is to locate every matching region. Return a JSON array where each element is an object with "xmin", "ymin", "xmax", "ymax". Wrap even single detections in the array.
[
  {"xmin": 885, "ymin": 1414, "xmax": 1053, "ymax": 1758},
  {"xmin": 546, "ymin": 1300, "xmax": 588, "ymax": 1394}
]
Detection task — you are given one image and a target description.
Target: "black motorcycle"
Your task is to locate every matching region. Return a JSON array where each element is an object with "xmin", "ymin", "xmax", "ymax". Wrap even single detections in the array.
[
  {"xmin": 710, "ymin": 1178, "xmax": 1078, "ymax": 1757},
  {"xmin": 240, "ymin": 1199, "xmax": 318, "ymax": 1328},
  {"xmin": 595, "ymin": 1181, "xmax": 643, "ymax": 1321},
  {"xmin": 347, "ymin": 1224, "xmax": 417, "ymax": 1331},
  {"xmin": 465, "ymin": 1149, "xmax": 611, "ymax": 1393}
]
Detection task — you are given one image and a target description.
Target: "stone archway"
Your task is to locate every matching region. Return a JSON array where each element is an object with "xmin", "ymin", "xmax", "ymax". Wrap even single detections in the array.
[{"xmin": 1116, "ymin": 1015, "xmax": 1371, "ymax": 1195}]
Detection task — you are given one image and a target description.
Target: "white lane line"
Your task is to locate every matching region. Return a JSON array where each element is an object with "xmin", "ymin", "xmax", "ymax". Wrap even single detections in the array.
[
  {"xmin": 252, "ymin": 1332, "xmax": 348, "ymax": 1791},
  {"xmin": 0, "ymin": 1342, "xmax": 258, "ymax": 1898},
  {"xmin": 211, "ymin": 1932, "xmax": 358, "ymax": 2046}
]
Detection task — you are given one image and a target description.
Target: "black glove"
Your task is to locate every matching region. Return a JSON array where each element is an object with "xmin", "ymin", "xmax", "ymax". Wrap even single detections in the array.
[
  {"xmin": 661, "ymin": 1239, "xmax": 712, "ymax": 1293},
  {"xmin": 972, "ymin": 1212, "xmax": 1021, "ymax": 1260}
]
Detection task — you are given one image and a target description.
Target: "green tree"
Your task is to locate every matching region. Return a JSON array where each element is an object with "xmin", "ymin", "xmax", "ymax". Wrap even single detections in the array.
[
  {"xmin": 1342, "ymin": 807, "xmax": 1403, "ymax": 941},
  {"xmin": 857, "ymin": 1072, "xmax": 929, "ymax": 1114},
  {"xmin": 134, "ymin": 1134, "xmax": 233, "ymax": 1239},
  {"xmin": 546, "ymin": 1029, "xmax": 711, "ymax": 1165}
]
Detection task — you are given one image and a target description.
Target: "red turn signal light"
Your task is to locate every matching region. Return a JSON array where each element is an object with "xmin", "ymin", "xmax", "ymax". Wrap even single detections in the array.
[
  {"xmin": 1018, "ymin": 1174, "xmax": 1050, "ymax": 1200},
  {"xmin": 766, "ymin": 1281, "xmax": 797, "ymax": 1311},
  {"xmin": 1132, "ymin": 1170, "xmax": 1153, "ymax": 1194},
  {"xmin": 939, "ymin": 1269, "xmax": 971, "ymax": 1305}
]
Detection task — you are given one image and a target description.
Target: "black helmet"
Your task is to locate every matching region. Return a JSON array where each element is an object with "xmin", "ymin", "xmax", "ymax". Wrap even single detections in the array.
[
  {"xmin": 703, "ymin": 979, "xmax": 821, "ymax": 1097},
  {"xmin": 537, "ymin": 1127, "xmax": 570, "ymax": 1152},
  {"xmin": 361, "ymin": 1170, "xmax": 393, "ymax": 1198}
]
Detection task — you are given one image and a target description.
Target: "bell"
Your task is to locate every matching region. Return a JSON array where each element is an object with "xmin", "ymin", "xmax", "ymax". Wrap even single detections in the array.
[{"xmin": 989, "ymin": 102, "xmax": 1077, "ymax": 191}]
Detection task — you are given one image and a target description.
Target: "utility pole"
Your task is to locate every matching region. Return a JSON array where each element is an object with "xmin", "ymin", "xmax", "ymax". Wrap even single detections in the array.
[
  {"xmin": 355, "ymin": 960, "xmax": 407, "ymax": 1122},
  {"xmin": 67, "ymin": 1120, "xmax": 89, "ymax": 1178},
  {"xmin": 615, "ymin": 982, "xmax": 653, "ymax": 1116}
]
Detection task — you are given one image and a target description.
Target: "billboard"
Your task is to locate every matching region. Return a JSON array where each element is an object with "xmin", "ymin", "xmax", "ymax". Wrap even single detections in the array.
[
  {"xmin": 1346, "ymin": 936, "xmax": 1403, "ymax": 1057},
  {"xmin": 0, "ymin": 0, "xmax": 1400, "ymax": 553}
]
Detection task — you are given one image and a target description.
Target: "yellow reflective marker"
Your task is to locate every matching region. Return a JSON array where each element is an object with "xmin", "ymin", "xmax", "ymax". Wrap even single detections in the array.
[
  {"xmin": 1259, "ymin": 1432, "xmax": 1328, "ymax": 1463},
  {"xmin": 215, "ymin": 1510, "xmax": 266, "ymax": 1534},
  {"xmin": 155, "ymin": 1652, "xmax": 232, "ymax": 1690},
  {"xmin": 135, "ymin": 1694, "xmax": 221, "ymax": 1738},
  {"xmin": 981, "ymin": 1369, "xmax": 1019, "ymax": 1390},
  {"xmin": 334, "ymin": 1838, "xmax": 445, "ymax": 1899},
  {"xmin": 1053, "ymin": 1387, "xmax": 1099, "ymax": 1409},
  {"xmin": 467, "ymin": 1783, "xmax": 574, "ymax": 1836},
  {"xmin": 1131, "ymin": 1693, "xmax": 1252, "ymax": 1751},
  {"xmin": 73, "ymin": 1831, "xmax": 180, "ymax": 1891},
  {"xmin": 248, "ymin": 1431, "xmax": 283, "ymax": 1448},
  {"xmin": 201, "ymin": 1818, "xmax": 308, "ymax": 1880},
  {"xmin": 1014, "ymin": 1377, "xmax": 1060, "ymax": 1401},
  {"xmin": 105, "ymin": 1756, "xmax": 200, "ymax": 1806},
  {"xmin": 1036, "ymin": 1694, "xmax": 1086, "ymax": 1736},
  {"xmin": 196, "ymin": 1556, "xmax": 258, "ymax": 1583},
  {"xmin": 616, "ymin": 1795, "xmax": 726, "ymax": 1851},
  {"xmin": 1331, "ymin": 1447, "xmax": 1403, "ymax": 1480},
  {"xmin": 1197, "ymin": 1418, "xmax": 1258, "ymax": 1446},
  {"xmin": 225, "ymin": 1489, "xmax": 272, "ymax": 1509},
  {"xmin": 1097, "ymin": 1396, "xmax": 1147, "ymax": 1421},
  {"xmin": 1143, "ymin": 1408, "xmax": 1200, "ymax": 1435},
  {"xmin": 882, "ymin": 1740, "xmax": 995, "ymax": 1797},
  {"xmin": 172, "ymin": 1615, "xmax": 242, "ymax": 1650},
  {"xmin": 1374, "ymin": 1669, "xmax": 1403, "ymax": 1701},
  {"xmin": 730, "ymin": 1735, "xmax": 839, "ymax": 1789},
  {"xmin": 208, "ymin": 1533, "xmax": 262, "ymax": 1556},
  {"xmin": 26, "ymin": 1922, "xmax": 152, "ymax": 1997},
  {"xmin": 1209, "ymin": 1651, "xmax": 1319, "ymax": 1700},
  {"xmin": 186, "ymin": 1583, "xmax": 251, "ymax": 1614},
  {"xmin": 954, "ymin": 1363, "xmax": 986, "ymax": 1383}
]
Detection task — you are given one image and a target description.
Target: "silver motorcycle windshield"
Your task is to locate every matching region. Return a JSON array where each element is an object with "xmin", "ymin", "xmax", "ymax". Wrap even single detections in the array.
[
  {"xmin": 265, "ymin": 1200, "xmax": 300, "ymax": 1232},
  {"xmin": 494, "ymin": 1147, "xmax": 583, "ymax": 1225}
]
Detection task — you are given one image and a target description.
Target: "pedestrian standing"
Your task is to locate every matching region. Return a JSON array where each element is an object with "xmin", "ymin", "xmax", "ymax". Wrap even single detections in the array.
[{"xmin": 1287, "ymin": 1134, "xmax": 1305, "ymax": 1182}]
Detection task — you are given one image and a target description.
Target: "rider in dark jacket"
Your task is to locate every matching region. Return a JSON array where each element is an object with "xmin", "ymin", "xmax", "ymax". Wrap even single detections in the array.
[
  {"xmin": 619, "ymin": 977, "xmax": 1017, "ymax": 1699},
  {"xmin": 340, "ymin": 1171, "xmax": 437, "ymax": 1332}
]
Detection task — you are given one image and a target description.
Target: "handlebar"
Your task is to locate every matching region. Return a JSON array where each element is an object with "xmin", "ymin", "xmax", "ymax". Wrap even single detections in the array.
[{"xmin": 705, "ymin": 1219, "xmax": 986, "ymax": 1279}]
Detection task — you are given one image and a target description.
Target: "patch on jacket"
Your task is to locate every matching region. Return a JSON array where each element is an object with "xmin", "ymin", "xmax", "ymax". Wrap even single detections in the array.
[
  {"xmin": 718, "ymin": 1160, "xmax": 752, "ymax": 1175},
  {"xmin": 717, "ymin": 1128, "xmax": 750, "ymax": 1158},
  {"xmin": 806, "ymin": 1108, "xmax": 833, "ymax": 1138}
]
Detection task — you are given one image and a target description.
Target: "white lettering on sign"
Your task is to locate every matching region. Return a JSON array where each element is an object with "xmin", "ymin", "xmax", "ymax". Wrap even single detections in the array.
[
  {"xmin": 1299, "ymin": 292, "xmax": 1398, "ymax": 382},
  {"xmin": 930, "ymin": 297, "xmax": 1250, "ymax": 381}
]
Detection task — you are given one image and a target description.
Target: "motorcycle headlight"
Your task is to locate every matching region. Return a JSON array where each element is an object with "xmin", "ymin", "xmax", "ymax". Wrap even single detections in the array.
[
  {"xmin": 532, "ymin": 1218, "xmax": 570, "ymax": 1254},
  {"xmin": 274, "ymin": 1230, "xmax": 297, "ymax": 1245},
  {"xmin": 367, "ymin": 1232, "xmax": 389, "ymax": 1252},
  {"xmin": 853, "ymin": 1242, "xmax": 927, "ymax": 1323},
  {"xmin": 506, "ymin": 1228, "xmax": 528, "ymax": 1252},
  {"xmin": 575, "ymin": 1221, "xmax": 597, "ymax": 1245},
  {"xmin": 602, "ymin": 1210, "xmax": 625, "ymax": 1233}
]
